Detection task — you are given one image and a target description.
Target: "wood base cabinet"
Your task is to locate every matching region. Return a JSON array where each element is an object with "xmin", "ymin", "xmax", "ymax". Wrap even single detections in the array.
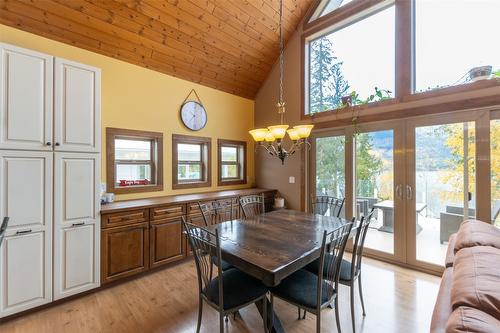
[
  {"xmin": 150, "ymin": 218, "xmax": 184, "ymax": 268},
  {"xmin": 101, "ymin": 222, "xmax": 149, "ymax": 284},
  {"xmin": 100, "ymin": 189, "xmax": 277, "ymax": 284}
]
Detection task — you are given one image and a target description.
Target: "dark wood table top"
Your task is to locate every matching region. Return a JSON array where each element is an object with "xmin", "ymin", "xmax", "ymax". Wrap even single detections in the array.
[
  {"xmin": 100, "ymin": 187, "xmax": 276, "ymax": 213},
  {"xmin": 205, "ymin": 209, "xmax": 353, "ymax": 287}
]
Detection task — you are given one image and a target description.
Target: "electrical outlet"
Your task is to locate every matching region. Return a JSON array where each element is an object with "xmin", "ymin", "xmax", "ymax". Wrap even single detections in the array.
[{"xmin": 289, "ymin": 176, "xmax": 295, "ymax": 184}]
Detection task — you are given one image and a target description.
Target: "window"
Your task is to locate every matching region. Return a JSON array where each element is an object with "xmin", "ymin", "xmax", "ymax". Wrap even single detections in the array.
[
  {"xmin": 414, "ymin": 0, "xmax": 500, "ymax": 93},
  {"xmin": 218, "ymin": 139, "xmax": 246, "ymax": 186},
  {"xmin": 172, "ymin": 134, "xmax": 211, "ymax": 189},
  {"xmin": 309, "ymin": 0, "xmax": 355, "ymax": 22},
  {"xmin": 305, "ymin": 4, "xmax": 395, "ymax": 114},
  {"xmin": 106, "ymin": 128, "xmax": 163, "ymax": 194}
]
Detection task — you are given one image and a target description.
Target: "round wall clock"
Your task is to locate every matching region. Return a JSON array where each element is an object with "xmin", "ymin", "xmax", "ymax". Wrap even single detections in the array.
[{"xmin": 180, "ymin": 101, "xmax": 207, "ymax": 131}]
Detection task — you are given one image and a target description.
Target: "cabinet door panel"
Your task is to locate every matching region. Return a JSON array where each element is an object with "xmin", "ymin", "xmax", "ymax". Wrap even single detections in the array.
[
  {"xmin": 150, "ymin": 218, "xmax": 184, "ymax": 268},
  {"xmin": 54, "ymin": 153, "xmax": 99, "ymax": 227},
  {"xmin": 0, "ymin": 43, "xmax": 53, "ymax": 150},
  {"xmin": 54, "ymin": 58, "xmax": 100, "ymax": 152},
  {"xmin": 101, "ymin": 223, "xmax": 148, "ymax": 284},
  {"xmin": 54, "ymin": 224, "xmax": 99, "ymax": 300},
  {"xmin": 0, "ymin": 231, "xmax": 51, "ymax": 317},
  {"xmin": 0, "ymin": 151, "xmax": 52, "ymax": 231}
]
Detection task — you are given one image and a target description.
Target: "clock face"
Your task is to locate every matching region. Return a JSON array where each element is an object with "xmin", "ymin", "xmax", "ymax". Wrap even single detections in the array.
[{"xmin": 180, "ymin": 101, "xmax": 207, "ymax": 131}]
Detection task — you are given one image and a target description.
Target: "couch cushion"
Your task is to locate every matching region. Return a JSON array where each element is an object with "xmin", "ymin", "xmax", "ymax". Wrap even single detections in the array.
[
  {"xmin": 445, "ymin": 234, "xmax": 457, "ymax": 268},
  {"xmin": 454, "ymin": 220, "xmax": 500, "ymax": 253},
  {"xmin": 446, "ymin": 307, "xmax": 500, "ymax": 333},
  {"xmin": 451, "ymin": 246, "xmax": 500, "ymax": 319},
  {"xmin": 430, "ymin": 267, "xmax": 454, "ymax": 333}
]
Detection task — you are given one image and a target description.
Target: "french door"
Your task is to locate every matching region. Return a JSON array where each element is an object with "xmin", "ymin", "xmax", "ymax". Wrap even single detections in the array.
[{"xmin": 310, "ymin": 108, "xmax": 497, "ymax": 273}]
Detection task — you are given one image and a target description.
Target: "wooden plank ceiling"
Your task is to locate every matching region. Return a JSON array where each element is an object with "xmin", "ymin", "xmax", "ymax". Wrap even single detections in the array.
[{"xmin": 0, "ymin": 0, "xmax": 315, "ymax": 99}]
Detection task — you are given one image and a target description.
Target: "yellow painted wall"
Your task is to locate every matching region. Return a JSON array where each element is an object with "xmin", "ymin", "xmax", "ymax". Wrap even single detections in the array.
[{"xmin": 0, "ymin": 25, "xmax": 255, "ymax": 200}]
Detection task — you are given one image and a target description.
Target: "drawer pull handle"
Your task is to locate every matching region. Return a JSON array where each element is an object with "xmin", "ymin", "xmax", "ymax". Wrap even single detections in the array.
[
  {"xmin": 72, "ymin": 222, "xmax": 85, "ymax": 227},
  {"xmin": 16, "ymin": 229, "xmax": 32, "ymax": 235}
]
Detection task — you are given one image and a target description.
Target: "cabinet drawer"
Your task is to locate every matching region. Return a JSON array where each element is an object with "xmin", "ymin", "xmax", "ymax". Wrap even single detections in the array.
[
  {"xmin": 150, "ymin": 204, "xmax": 185, "ymax": 221},
  {"xmin": 188, "ymin": 201, "xmax": 214, "ymax": 215},
  {"xmin": 102, "ymin": 209, "xmax": 149, "ymax": 228}
]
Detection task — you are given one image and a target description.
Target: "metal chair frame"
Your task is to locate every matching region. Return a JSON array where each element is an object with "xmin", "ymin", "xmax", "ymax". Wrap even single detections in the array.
[
  {"xmin": 340, "ymin": 208, "xmax": 375, "ymax": 333},
  {"xmin": 239, "ymin": 194, "xmax": 265, "ymax": 218},
  {"xmin": 311, "ymin": 196, "xmax": 345, "ymax": 218},
  {"xmin": 0, "ymin": 217, "xmax": 9, "ymax": 247},
  {"xmin": 182, "ymin": 216, "xmax": 268, "ymax": 333},
  {"xmin": 270, "ymin": 221, "xmax": 353, "ymax": 333}
]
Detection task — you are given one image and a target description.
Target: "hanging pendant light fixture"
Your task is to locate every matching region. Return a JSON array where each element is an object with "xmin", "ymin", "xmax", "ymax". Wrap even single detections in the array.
[{"xmin": 249, "ymin": 0, "xmax": 314, "ymax": 165}]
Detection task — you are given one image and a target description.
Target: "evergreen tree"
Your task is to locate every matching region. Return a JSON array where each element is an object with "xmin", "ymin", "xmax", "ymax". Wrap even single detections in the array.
[{"xmin": 309, "ymin": 37, "xmax": 350, "ymax": 113}]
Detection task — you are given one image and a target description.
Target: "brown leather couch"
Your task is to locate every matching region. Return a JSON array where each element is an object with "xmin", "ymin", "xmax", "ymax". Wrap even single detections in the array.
[{"xmin": 430, "ymin": 220, "xmax": 500, "ymax": 333}]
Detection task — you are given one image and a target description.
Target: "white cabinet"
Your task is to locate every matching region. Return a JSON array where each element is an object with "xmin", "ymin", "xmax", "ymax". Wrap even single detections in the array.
[
  {"xmin": 0, "ymin": 43, "xmax": 53, "ymax": 151},
  {"xmin": 53, "ymin": 153, "xmax": 100, "ymax": 300},
  {"xmin": 0, "ymin": 151, "xmax": 53, "ymax": 316},
  {"xmin": 0, "ymin": 43, "xmax": 101, "ymax": 317},
  {"xmin": 54, "ymin": 58, "xmax": 101, "ymax": 153}
]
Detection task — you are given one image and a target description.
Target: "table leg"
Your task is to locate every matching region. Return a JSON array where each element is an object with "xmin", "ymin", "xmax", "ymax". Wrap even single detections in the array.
[
  {"xmin": 255, "ymin": 298, "xmax": 285, "ymax": 333},
  {"xmin": 377, "ymin": 209, "xmax": 394, "ymax": 233}
]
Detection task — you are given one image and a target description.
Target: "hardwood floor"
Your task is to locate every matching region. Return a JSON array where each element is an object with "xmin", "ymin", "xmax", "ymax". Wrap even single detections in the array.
[{"xmin": 0, "ymin": 257, "xmax": 440, "ymax": 333}]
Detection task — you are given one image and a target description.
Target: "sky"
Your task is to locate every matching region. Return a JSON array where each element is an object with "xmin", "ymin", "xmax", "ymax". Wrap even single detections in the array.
[{"xmin": 317, "ymin": 0, "xmax": 500, "ymax": 100}]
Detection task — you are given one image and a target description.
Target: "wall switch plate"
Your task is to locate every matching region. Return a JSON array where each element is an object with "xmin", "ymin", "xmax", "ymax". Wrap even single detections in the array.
[{"xmin": 289, "ymin": 176, "xmax": 295, "ymax": 184}]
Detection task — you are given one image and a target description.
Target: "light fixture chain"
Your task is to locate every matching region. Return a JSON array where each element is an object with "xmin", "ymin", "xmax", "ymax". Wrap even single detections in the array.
[{"xmin": 279, "ymin": 0, "xmax": 284, "ymax": 124}]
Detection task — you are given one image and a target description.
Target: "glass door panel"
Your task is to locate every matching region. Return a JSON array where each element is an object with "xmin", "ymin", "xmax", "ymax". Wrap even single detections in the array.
[
  {"xmin": 355, "ymin": 130, "xmax": 394, "ymax": 254},
  {"xmin": 491, "ymin": 119, "xmax": 500, "ymax": 227},
  {"xmin": 313, "ymin": 135, "xmax": 346, "ymax": 217},
  {"xmin": 414, "ymin": 122, "xmax": 475, "ymax": 266}
]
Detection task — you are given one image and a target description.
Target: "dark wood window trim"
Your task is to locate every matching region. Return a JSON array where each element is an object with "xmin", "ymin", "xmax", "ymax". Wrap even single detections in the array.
[
  {"xmin": 301, "ymin": 0, "xmax": 500, "ymax": 122},
  {"xmin": 106, "ymin": 127, "xmax": 163, "ymax": 195},
  {"xmin": 172, "ymin": 134, "xmax": 211, "ymax": 190},
  {"xmin": 217, "ymin": 139, "xmax": 247, "ymax": 186}
]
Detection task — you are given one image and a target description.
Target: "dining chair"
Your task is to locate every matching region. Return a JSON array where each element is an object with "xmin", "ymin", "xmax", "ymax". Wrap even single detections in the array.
[
  {"xmin": 270, "ymin": 222, "xmax": 353, "ymax": 333},
  {"xmin": 198, "ymin": 202, "xmax": 233, "ymax": 272},
  {"xmin": 239, "ymin": 194, "xmax": 265, "ymax": 218},
  {"xmin": 304, "ymin": 209, "xmax": 375, "ymax": 333},
  {"xmin": 182, "ymin": 216, "xmax": 268, "ymax": 333},
  {"xmin": 311, "ymin": 196, "xmax": 345, "ymax": 217},
  {"xmin": 0, "ymin": 217, "xmax": 9, "ymax": 247}
]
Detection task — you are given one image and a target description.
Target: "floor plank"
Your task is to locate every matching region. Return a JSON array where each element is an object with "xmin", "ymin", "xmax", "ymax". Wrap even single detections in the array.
[{"xmin": 0, "ymin": 257, "xmax": 440, "ymax": 332}]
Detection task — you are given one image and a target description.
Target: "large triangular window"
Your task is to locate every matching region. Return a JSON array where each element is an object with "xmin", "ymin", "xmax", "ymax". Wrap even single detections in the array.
[{"xmin": 308, "ymin": 0, "xmax": 355, "ymax": 23}]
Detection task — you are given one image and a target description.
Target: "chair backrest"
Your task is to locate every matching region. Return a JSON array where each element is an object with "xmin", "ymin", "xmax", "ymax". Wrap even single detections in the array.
[
  {"xmin": 311, "ymin": 196, "xmax": 345, "ymax": 217},
  {"xmin": 317, "ymin": 221, "xmax": 353, "ymax": 305},
  {"xmin": 199, "ymin": 201, "xmax": 217, "ymax": 226},
  {"xmin": 181, "ymin": 216, "xmax": 224, "ymax": 309},
  {"xmin": 215, "ymin": 200, "xmax": 233, "ymax": 223},
  {"xmin": 0, "ymin": 217, "xmax": 9, "ymax": 247},
  {"xmin": 351, "ymin": 208, "xmax": 375, "ymax": 278},
  {"xmin": 239, "ymin": 194, "xmax": 265, "ymax": 218}
]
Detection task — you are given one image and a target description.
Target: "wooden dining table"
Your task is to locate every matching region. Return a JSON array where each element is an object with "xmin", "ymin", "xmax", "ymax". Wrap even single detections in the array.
[{"xmin": 204, "ymin": 209, "xmax": 354, "ymax": 333}]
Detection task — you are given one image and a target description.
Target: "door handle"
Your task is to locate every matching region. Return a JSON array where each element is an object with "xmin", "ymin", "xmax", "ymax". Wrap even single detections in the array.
[
  {"xmin": 16, "ymin": 229, "xmax": 32, "ymax": 235},
  {"xmin": 396, "ymin": 184, "xmax": 403, "ymax": 199},
  {"xmin": 71, "ymin": 222, "xmax": 85, "ymax": 227},
  {"xmin": 406, "ymin": 185, "xmax": 413, "ymax": 200}
]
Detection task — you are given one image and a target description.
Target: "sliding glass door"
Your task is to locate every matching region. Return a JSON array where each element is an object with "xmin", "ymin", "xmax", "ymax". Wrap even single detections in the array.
[
  {"xmin": 354, "ymin": 122, "xmax": 405, "ymax": 261},
  {"xmin": 310, "ymin": 130, "xmax": 347, "ymax": 218},
  {"xmin": 405, "ymin": 111, "xmax": 486, "ymax": 272}
]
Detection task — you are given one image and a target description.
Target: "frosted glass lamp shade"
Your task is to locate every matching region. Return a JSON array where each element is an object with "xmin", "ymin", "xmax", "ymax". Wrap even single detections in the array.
[
  {"xmin": 287, "ymin": 128, "xmax": 300, "ymax": 141},
  {"xmin": 249, "ymin": 128, "xmax": 268, "ymax": 142},
  {"xmin": 294, "ymin": 125, "xmax": 314, "ymax": 138},
  {"xmin": 267, "ymin": 125, "xmax": 289, "ymax": 139}
]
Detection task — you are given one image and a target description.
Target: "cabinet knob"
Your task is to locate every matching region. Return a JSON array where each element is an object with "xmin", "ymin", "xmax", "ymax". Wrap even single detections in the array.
[
  {"xmin": 55, "ymin": 142, "xmax": 60, "ymax": 146},
  {"xmin": 46, "ymin": 142, "xmax": 51, "ymax": 146}
]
